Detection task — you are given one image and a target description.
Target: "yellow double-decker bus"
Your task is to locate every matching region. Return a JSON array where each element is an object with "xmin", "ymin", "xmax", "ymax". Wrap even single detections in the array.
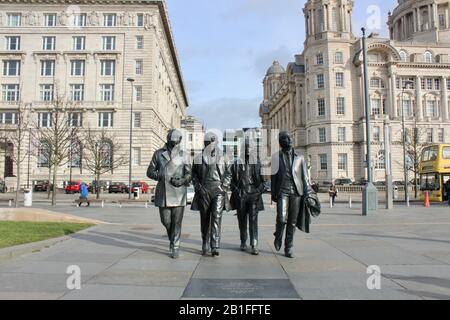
[{"xmin": 419, "ymin": 144, "xmax": 450, "ymax": 202}]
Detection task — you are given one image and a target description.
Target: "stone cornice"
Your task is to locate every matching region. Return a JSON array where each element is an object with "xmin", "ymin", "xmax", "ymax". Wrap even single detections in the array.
[{"xmin": 0, "ymin": 0, "xmax": 189, "ymax": 107}]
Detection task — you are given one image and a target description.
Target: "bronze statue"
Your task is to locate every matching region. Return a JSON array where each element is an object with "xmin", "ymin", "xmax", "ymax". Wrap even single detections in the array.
[
  {"xmin": 271, "ymin": 131, "xmax": 310, "ymax": 258},
  {"xmin": 191, "ymin": 132, "xmax": 232, "ymax": 257},
  {"xmin": 230, "ymin": 138, "xmax": 265, "ymax": 255},
  {"xmin": 147, "ymin": 129, "xmax": 192, "ymax": 259}
]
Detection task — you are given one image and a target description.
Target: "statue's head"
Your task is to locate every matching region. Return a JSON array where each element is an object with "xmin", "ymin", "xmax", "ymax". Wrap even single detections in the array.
[
  {"xmin": 204, "ymin": 132, "xmax": 218, "ymax": 148},
  {"xmin": 279, "ymin": 131, "xmax": 292, "ymax": 150},
  {"xmin": 166, "ymin": 129, "xmax": 183, "ymax": 149}
]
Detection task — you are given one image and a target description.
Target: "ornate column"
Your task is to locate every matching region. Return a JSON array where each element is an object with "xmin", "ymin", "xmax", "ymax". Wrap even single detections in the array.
[
  {"xmin": 432, "ymin": 2, "xmax": 438, "ymax": 29},
  {"xmin": 417, "ymin": 7, "xmax": 422, "ymax": 31},
  {"xmin": 311, "ymin": 9, "xmax": 315, "ymax": 35},
  {"xmin": 416, "ymin": 76, "xmax": 424, "ymax": 121},
  {"xmin": 442, "ymin": 76, "xmax": 449, "ymax": 121},
  {"xmin": 428, "ymin": 4, "xmax": 432, "ymax": 30},
  {"xmin": 413, "ymin": 8, "xmax": 417, "ymax": 32}
]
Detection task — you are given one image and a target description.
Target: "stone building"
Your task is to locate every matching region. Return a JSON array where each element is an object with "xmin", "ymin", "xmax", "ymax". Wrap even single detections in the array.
[
  {"xmin": 180, "ymin": 115, "xmax": 204, "ymax": 158},
  {"xmin": 260, "ymin": 0, "xmax": 450, "ymax": 184},
  {"xmin": 0, "ymin": 0, "xmax": 188, "ymax": 190}
]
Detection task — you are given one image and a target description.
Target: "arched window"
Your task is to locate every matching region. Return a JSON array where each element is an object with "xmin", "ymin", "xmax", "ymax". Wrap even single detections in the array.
[
  {"xmin": 424, "ymin": 51, "xmax": 433, "ymax": 63},
  {"xmin": 37, "ymin": 140, "xmax": 50, "ymax": 168},
  {"xmin": 399, "ymin": 50, "xmax": 408, "ymax": 62},
  {"xmin": 69, "ymin": 139, "xmax": 82, "ymax": 169}
]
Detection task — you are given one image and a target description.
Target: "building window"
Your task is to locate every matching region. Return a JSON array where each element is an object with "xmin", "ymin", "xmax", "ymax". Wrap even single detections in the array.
[
  {"xmin": 319, "ymin": 154, "xmax": 328, "ymax": 170},
  {"xmin": 136, "ymin": 14, "xmax": 144, "ymax": 27},
  {"xmin": 73, "ymin": 14, "xmax": 86, "ymax": 27},
  {"xmin": 399, "ymin": 50, "xmax": 408, "ymax": 62},
  {"xmin": 375, "ymin": 150, "xmax": 385, "ymax": 169},
  {"xmin": 100, "ymin": 84, "xmax": 114, "ymax": 101},
  {"xmin": 133, "ymin": 112, "xmax": 141, "ymax": 128},
  {"xmin": 136, "ymin": 36, "xmax": 144, "ymax": 49},
  {"xmin": 42, "ymin": 36, "xmax": 56, "ymax": 50},
  {"xmin": 103, "ymin": 14, "xmax": 116, "ymax": 27},
  {"xmin": 439, "ymin": 14, "xmax": 446, "ymax": 28},
  {"xmin": 7, "ymin": 13, "xmax": 21, "ymax": 27},
  {"xmin": 426, "ymin": 100, "xmax": 436, "ymax": 117},
  {"xmin": 6, "ymin": 36, "xmax": 20, "ymax": 50},
  {"xmin": 135, "ymin": 86, "xmax": 143, "ymax": 101},
  {"xmin": 38, "ymin": 112, "xmax": 52, "ymax": 128},
  {"xmin": 318, "ymin": 98, "xmax": 326, "ymax": 116},
  {"xmin": 70, "ymin": 84, "xmax": 84, "ymax": 101},
  {"xmin": 426, "ymin": 78, "xmax": 433, "ymax": 90},
  {"xmin": 2, "ymin": 84, "xmax": 19, "ymax": 102},
  {"xmin": 338, "ymin": 127, "xmax": 346, "ymax": 142},
  {"xmin": 335, "ymin": 52, "xmax": 343, "ymax": 64},
  {"xmin": 371, "ymin": 98, "xmax": 382, "ymax": 115},
  {"xmin": 317, "ymin": 74, "xmax": 325, "ymax": 89},
  {"xmin": 338, "ymin": 154, "xmax": 348, "ymax": 171},
  {"xmin": 424, "ymin": 51, "xmax": 433, "ymax": 63},
  {"xmin": 69, "ymin": 139, "xmax": 82, "ymax": 168},
  {"xmin": 426, "ymin": 128, "xmax": 434, "ymax": 143},
  {"xmin": 3, "ymin": 60, "xmax": 20, "ymax": 76},
  {"xmin": 370, "ymin": 78, "xmax": 384, "ymax": 88},
  {"xmin": 72, "ymin": 36, "xmax": 85, "ymax": 50},
  {"xmin": 100, "ymin": 140, "xmax": 112, "ymax": 168},
  {"xmin": 102, "ymin": 36, "xmax": 116, "ymax": 50},
  {"xmin": 132, "ymin": 147, "xmax": 141, "ymax": 165},
  {"xmin": 41, "ymin": 60, "xmax": 55, "ymax": 76},
  {"xmin": 373, "ymin": 126, "xmax": 381, "ymax": 141},
  {"xmin": 318, "ymin": 128, "xmax": 326, "ymax": 143},
  {"xmin": 71, "ymin": 60, "xmax": 85, "ymax": 76},
  {"xmin": 37, "ymin": 141, "xmax": 50, "ymax": 168},
  {"xmin": 434, "ymin": 79, "xmax": 441, "ymax": 90},
  {"xmin": 100, "ymin": 60, "xmax": 115, "ymax": 76},
  {"xmin": 68, "ymin": 113, "xmax": 83, "ymax": 127},
  {"xmin": 447, "ymin": 79, "xmax": 450, "ymax": 90},
  {"xmin": 316, "ymin": 53, "xmax": 324, "ymax": 65},
  {"xmin": 135, "ymin": 59, "xmax": 143, "ymax": 75},
  {"xmin": 401, "ymin": 99, "xmax": 412, "ymax": 117},
  {"xmin": 336, "ymin": 97, "xmax": 345, "ymax": 115},
  {"xmin": 336, "ymin": 72, "xmax": 344, "ymax": 87},
  {"xmin": 40, "ymin": 84, "xmax": 54, "ymax": 101},
  {"xmin": 44, "ymin": 14, "xmax": 57, "ymax": 27},
  {"xmin": 438, "ymin": 128, "xmax": 445, "ymax": 143},
  {"xmin": 0, "ymin": 112, "xmax": 17, "ymax": 124},
  {"xmin": 98, "ymin": 112, "xmax": 113, "ymax": 128}
]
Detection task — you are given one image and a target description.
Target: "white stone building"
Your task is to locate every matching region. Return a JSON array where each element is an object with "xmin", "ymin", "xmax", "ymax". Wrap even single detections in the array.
[
  {"xmin": 260, "ymin": 0, "xmax": 450, "ymax": 184},
  {"xmin": 0, "ymin": 0, "xmax": 188, "ymax": 190},
  {"xmin": 180, "ymin": 115, "xmax": 205, "ymax": 158}
]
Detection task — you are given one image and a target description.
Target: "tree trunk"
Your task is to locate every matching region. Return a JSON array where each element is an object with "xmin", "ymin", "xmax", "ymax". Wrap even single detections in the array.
[
  {"xmin": 14, "ymin": 158, "xmax": 20, "ymax": 208},
  {"xmin": 96, "ymin": 172, "xmax": 101, "ymax": 199},
  {"xmin": 47, "ymin": 166, "xmax": 52, "ymax": 200},
  {"xmin": 51, "ymin": 165, "xmax": 57, "ymax": 206}
]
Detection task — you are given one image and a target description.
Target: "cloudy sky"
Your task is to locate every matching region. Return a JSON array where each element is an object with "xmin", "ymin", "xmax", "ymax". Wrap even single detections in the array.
[{"xmin": 166, "ymin": 0, "xmax": 394, "ymax": 130}]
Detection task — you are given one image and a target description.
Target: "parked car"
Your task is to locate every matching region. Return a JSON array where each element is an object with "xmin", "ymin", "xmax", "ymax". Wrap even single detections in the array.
[
  {"xmin": 34, "ymin": 180, "xmax": 53, "ymax": 192},
  {"xmin": 132, "ymin": 181, "xmax": 150, "ymax": 194},
  {"xmin": 374, "ymin": 181, "xmax": 386, "ymax": 186},
  {"xmin": 65, "ymin": 181, "xmax": 82, "ymax": 194},
  {"xmin": 335, "ymin": 178, "xmax": 353, "ymax": 186},
  {"xmin": 89, "ymin": 180, "xmax": 110, "ymax": 193},
  {"xmin": 109, "ymin": 182, "xmax": 129, "ymax": 194}
]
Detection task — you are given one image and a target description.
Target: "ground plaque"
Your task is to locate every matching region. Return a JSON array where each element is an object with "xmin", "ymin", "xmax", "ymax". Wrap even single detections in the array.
[{"xmin": 183, "ymin": 279, "xmax": 300, "ymax": 299}]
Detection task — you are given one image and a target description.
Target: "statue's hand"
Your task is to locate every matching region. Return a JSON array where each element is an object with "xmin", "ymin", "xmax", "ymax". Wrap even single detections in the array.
[{"xmin": 170, "ymin": 177, "xmax": 185, "ymax": 187}]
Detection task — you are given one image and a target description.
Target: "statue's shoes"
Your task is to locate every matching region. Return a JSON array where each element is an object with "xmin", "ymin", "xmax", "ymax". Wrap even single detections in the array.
[
  {"xmin": 211, "ymin": 249, "xmax": 220, "ymax": 257},
  {"xmin": 251, "ymin": 247, "xmax": 259, "ymax": 256}
]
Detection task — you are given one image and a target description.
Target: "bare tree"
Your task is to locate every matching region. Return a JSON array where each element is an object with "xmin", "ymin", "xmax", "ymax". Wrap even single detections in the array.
[
  {"xmin": 32, "ymin": 93, "xmax": 79, "ymax": 206},
  {"xmin": 0, "ymin": 103, "xmax": 31, "ymax": 207},
  {"xmin": 405, "ymin": 124, "xmax": 428, "ymax": 198},
  {"xmin": 81, "ymin": 127, "xmax": 128, "ymax": 199}
]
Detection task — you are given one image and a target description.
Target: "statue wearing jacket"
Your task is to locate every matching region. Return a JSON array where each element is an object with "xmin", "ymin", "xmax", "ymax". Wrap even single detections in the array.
[
  {"xmin": 191, "ymin": 132, "xmax": 232, "ymax": 257},
  {"xmin": 230, "ymin": 138, "xmax": 265, "ymax": 255},
  {"xmin": 147, "ymin": 129, "xmax": 192, "ymax": 259},
  {"xmin": 271, "ymin": 131, "xmax": 310, "ymax": 258}
]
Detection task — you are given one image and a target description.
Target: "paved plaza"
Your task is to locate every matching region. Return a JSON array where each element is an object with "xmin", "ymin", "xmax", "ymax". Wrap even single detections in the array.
[{"xmin": 0, "ymin": 197, "xmax": 450, "ymax": 300}]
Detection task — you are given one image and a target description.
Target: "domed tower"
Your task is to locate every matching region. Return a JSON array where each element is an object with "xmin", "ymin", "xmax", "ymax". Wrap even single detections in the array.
[
  {"xmin": 302, "ymin": 0, "xmax": 357, "ymax": 184},
  {"xmin": 388, "ymin": 0, "xmax": 450, "ymax": 43},
  {"xmin": 263, "ymin": 61, "xmax": 286, "ymax": 101}
]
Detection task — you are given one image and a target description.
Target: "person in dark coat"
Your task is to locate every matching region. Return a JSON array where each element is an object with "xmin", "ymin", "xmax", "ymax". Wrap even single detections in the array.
[
  {"xmin": 271, "ymin": 131, "xmax": 310, "ymax": 258},
  {"xmin": 147, "ymin": 129, "xmax": 192, "ymax": 259},
  {"xmin": 230, "ymin": 138, "xmax": 265, "ymax": 255},
  {"xmin": 191, "ymin": 132, "xmax": 232, "ymax": 257}
]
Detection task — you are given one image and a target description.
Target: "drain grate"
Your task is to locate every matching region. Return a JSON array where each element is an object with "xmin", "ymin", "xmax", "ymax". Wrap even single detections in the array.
[{"xmin": 183, "ymin": 279, "xmax": 299, "ymax": 299}]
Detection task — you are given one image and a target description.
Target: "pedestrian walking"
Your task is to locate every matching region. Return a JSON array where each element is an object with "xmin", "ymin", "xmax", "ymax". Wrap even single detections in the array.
[
  {"xmin": 329, "ymin": 183, "xmax": 338, "ymax": 207},
  {"xmin": 79, "ymin": 182, "xmax": 90, "ymax": 207},
  {"xmin": 445, "ymin": 178, "xmax": 450, "ymax": 206}
]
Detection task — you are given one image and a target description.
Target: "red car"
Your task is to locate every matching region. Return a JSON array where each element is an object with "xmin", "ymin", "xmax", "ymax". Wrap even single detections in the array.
[
  {"xmin": 132, "ymin": 181, "xmax": 150, "ymax": 194},
  {"xmin": 65, "ymin": 181, "xmax": 83, "ymax": 194}
]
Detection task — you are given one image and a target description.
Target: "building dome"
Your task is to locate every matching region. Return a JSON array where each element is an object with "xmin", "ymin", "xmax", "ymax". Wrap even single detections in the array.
[{"xmin": 266, "ymin": 61, "xmax": 285, "ymax": 76}]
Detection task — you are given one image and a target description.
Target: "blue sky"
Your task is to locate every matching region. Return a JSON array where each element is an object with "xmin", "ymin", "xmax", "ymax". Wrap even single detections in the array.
[{"xmin": 166, "ymin": 0, "xmax": 396, "ymax": 130}]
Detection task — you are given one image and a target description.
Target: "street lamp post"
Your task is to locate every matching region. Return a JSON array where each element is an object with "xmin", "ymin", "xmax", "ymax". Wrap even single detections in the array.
[
  {"xmin": 401, "ymin": 80, "xmax": 414, "ymax": 206},
  {"xmin": 127, "ymin": 78, "xmax": 135, "ymax": 200},
  {"xmin": 384, "ymin": 115, "xmax": 393, "ymax": 209},
  {"xmin": 361, "ymin": 28, "xmax": 378, "ymax": 216}
]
